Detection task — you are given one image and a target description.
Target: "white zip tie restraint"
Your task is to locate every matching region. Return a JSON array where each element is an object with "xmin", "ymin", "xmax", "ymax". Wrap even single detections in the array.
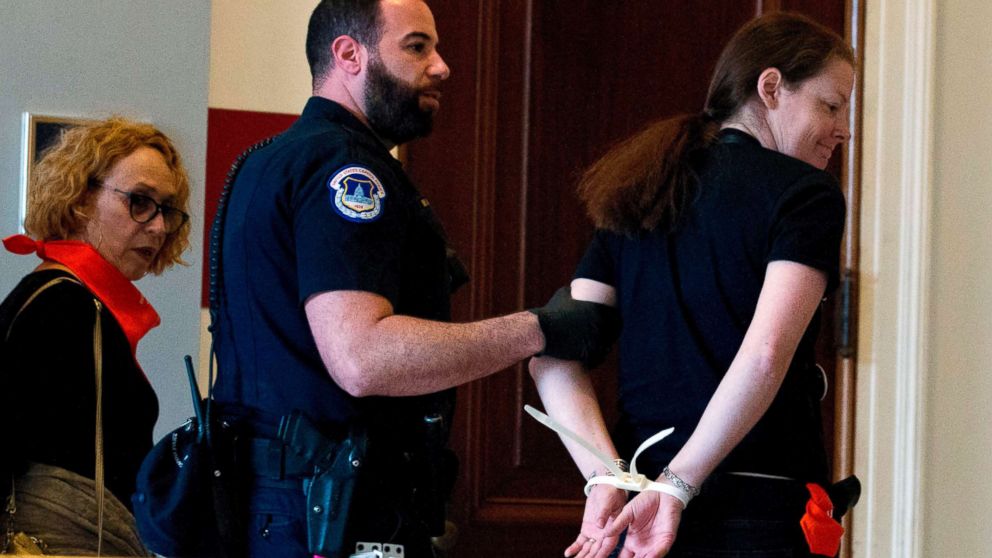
[{"xmin": 524, "ymin": 405, "xmax": 693, "ymax": 507}]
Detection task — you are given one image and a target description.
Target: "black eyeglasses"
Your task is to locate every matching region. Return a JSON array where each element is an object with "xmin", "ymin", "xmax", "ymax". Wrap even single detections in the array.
[{"xmin": 98, "ymin": 185, "xmax": 189, "ymax": 234}]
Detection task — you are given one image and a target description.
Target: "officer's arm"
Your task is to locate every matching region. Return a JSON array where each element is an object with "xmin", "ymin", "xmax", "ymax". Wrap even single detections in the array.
[{"xmin": 305, "ymin": 289, "xmax": 544, "ymax": 397}]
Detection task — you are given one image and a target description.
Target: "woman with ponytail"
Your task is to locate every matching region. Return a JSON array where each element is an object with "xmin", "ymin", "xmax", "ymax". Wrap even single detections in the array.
[{"xmin": 531, "ymin": 12, "xmax": 855, "ymax": 558}]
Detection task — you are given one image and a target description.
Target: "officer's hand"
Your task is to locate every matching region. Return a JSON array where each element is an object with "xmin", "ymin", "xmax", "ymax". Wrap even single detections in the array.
[{"xmin": 529, "ymin": 286, "xmax": 620, "ymax": 367}]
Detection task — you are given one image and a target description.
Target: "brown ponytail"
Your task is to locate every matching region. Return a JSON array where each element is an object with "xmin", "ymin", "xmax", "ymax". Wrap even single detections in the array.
[
  {"xmin": 579, "ymin": 11, "xmax": 852, "ymax": 236},
  {"xmin": 578, "ymin": 113, "xmax": 718, "ymax": 235}
]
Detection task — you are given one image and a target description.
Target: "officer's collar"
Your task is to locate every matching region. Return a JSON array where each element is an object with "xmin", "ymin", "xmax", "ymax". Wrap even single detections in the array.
[{"xmin": 302, "ymin": 96, "xmax": 396, "ymax": 152}]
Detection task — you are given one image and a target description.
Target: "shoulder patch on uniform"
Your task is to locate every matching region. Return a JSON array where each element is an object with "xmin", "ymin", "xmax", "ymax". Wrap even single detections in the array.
[{"xmin": 326, "ymin": 165, "xmax": 387, "ymax": 222}]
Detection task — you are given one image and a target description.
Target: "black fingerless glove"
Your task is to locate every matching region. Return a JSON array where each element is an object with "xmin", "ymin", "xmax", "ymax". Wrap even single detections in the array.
[{"xmin": 528, "ymin": 286, "xmax": 621, "ymax": 368}]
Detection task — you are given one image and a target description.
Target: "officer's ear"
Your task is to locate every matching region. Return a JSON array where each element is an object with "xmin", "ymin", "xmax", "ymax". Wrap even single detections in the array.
[{"xmin": 331, "ymin": 35, "xmax": 364, "ymax": 76}]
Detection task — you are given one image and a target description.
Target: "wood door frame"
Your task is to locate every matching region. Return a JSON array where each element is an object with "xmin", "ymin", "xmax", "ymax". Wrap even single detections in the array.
[{"xmin": 835, "ymin": 1, "xmax": 865, "ymax": 556}]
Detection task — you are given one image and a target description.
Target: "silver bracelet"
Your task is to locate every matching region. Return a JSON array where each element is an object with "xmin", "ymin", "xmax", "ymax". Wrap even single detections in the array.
[{"xmin": 662, "ymin": 467, "xmax": 701, "ymax": 497}]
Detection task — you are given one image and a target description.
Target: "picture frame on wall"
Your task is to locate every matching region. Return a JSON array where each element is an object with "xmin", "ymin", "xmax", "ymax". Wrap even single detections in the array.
[{"xmin": 19, "ymin": 113, "xmax": 95, "ymax": 233}]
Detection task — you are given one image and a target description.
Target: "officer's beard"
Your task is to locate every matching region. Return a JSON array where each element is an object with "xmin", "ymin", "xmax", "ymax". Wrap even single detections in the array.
[{"xmin": 364, "ymin": 55, "xmax": 435, "ymax": 145}]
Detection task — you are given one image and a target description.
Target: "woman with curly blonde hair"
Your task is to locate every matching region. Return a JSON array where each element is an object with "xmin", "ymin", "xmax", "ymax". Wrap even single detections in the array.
[{"xmin": 0, "ymin": 116, "xmax": 191, "ymax": 555}]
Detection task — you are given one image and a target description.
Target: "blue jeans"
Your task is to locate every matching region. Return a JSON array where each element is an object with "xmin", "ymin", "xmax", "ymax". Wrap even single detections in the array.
[
  {"xmin": 244, "ymin": 477, "xmax": 438, "ymax": 558},
  {"xmin": 246, "ymin": 480, "xmax": 309, "ymax": 558}
]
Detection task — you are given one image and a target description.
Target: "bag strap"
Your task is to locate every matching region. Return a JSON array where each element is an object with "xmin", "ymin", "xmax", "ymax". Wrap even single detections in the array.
[
  {"xmin": 4, "ymin": 276, "xmax": 79, "ymax": 342},
  {"xmin": 91, "ymin": 298, "xmax": 104, "ymax": 557},
  {"xmin": 2, "ymin": 275, "xmax": 106, "ymax": 556},
  {"xmin": 3, "ymin": 479, "xmax": 16, "ymax": 552}
]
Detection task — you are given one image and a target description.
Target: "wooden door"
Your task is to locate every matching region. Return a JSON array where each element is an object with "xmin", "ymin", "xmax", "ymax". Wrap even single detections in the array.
[{"xmin": 404, "ymin": 1, "xmax": 857, "ymax": 556}]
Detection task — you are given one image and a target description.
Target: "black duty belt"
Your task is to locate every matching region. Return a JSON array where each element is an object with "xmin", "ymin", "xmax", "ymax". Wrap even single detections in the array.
[{"xmin": 247, "ymin": 437, "xmax": 314, "ymax": 480}]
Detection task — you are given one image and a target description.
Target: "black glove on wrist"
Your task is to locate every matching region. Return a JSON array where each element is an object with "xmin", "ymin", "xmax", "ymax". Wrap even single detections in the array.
[{"xmin": 528, "ymin": 286, "xmax": 621, "ymax": 368}]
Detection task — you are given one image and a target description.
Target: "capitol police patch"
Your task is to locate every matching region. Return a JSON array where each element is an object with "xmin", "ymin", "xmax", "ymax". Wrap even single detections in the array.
[{"xmin": 327, "ymin": 165, "xmax": 386, "ymax": 222}]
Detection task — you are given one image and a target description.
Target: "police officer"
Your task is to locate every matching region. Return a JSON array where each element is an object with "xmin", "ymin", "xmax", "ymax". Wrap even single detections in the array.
[{"xmin": 211, "ymin": 1, "xmax": 618, "ymax": 557}]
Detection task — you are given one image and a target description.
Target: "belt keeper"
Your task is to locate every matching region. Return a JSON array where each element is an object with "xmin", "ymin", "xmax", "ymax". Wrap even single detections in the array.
[{"xmin": 267, "ymin": 441, "xmax": 285, "ymax": 479}]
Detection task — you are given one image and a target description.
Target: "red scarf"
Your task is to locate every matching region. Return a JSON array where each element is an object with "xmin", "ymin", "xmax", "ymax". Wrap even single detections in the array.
[{"xmin": 3, "ymin": 234, "xmax": 160, "ymax": 356}]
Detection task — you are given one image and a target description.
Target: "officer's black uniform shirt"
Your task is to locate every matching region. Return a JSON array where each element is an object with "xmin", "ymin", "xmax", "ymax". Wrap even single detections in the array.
[
  {"xmin": 214, "ymin": 97, "xmax": 457, "ymax": 441},
  {"xmin": 575, "ymin": 129, "xmax": 846, "ymax": 484}
]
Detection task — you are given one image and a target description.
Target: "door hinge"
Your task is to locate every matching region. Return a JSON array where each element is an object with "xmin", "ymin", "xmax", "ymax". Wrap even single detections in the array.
[{"xmin": 836, "ymin": 270, "xmax": 856, "ymax": 358}]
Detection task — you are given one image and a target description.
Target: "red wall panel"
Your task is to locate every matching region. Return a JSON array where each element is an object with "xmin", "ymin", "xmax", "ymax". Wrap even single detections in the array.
[{"xmin": 201, "ymin": 108, "xmax": 298, "ymax": 307}]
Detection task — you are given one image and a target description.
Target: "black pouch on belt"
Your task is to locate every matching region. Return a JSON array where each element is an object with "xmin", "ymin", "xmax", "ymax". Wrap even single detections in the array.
[
  {"xmin": 827, "ymin": 475, "xmax": 861, "ymax": 518},
  {"xmin": 278, "ymin": 411, "xmax": 367, "ymax": 558}
]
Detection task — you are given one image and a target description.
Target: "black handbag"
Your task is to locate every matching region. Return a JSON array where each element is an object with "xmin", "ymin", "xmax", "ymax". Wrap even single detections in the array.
[{"xmin": 132, "ymin": 137, "xmax": 276, "ymax": 558}]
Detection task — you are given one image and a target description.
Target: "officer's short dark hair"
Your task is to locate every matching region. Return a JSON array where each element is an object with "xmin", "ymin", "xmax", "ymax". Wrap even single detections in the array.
[{"xmin": 307, "ymin": 0, "xmax": 384, "ymax": 87}]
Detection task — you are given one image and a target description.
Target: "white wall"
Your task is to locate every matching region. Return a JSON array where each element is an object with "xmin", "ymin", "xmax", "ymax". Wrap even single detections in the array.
[
  {"xmin": 209, "ymin": 0, "xmax": 314, "ymax": 112},
  {"xmin": 857, "ymin": 0, "xmax": 992, "ymax": 556},
  {"xmin": 926, "ymin": 0, "xmax": 992, "ymax": 554},
  {"xmin": 0, "ymin": 1, "xmax": 211, "ymax": 439}
]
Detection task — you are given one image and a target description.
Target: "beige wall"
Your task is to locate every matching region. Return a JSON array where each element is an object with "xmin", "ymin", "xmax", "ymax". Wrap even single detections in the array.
[
  {"xmin": 209, "ymin": 0, "xmax": 313, "ymax": 112},
  {"xmin": 926, "ymin": 0, "xmax": 992, "ymax": 554},
  {"xmin": 857, "ymin": 0, "xmax": 992, "ymax": 556}
]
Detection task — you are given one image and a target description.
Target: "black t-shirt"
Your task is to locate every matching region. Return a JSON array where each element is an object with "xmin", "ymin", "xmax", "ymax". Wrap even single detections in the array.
[
  {"xmin": 213, "ymin": 97, "xmax": 458, "ymax": 441},
  {"xmin": 575, "ymin": 129, "xmax": 846, "ymax": 483},
  {"xmin": 0, "ymin": 269, "xmax": 159, "ymax": 507}
]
